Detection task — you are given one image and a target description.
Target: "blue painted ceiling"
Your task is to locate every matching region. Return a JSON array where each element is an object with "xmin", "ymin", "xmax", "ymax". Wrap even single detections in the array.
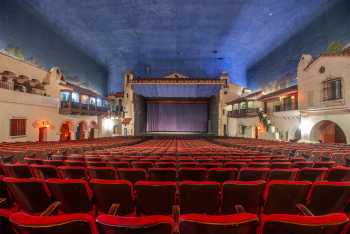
[{"xmin": 15, "ymin": 0, "xmax": 340, "ymax": 93}]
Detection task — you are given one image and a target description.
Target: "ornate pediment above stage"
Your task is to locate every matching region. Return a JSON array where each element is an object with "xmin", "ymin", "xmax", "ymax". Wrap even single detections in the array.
[{"xmin": 128, "ymin": 73, "xmax": 226, "ymax": 98}]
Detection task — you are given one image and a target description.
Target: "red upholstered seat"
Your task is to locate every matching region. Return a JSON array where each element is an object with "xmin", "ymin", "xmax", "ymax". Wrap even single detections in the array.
[
  {"xmin": 296, "ymin": 168, "xmax": 327, "ymax": 182},
  {"xmin": 238, "ymin": 168, "xmax": 270, "ymax": 181},
  {"xmin": 200, "ymin": 162, "xmax": 223, "ymax": 169},
  {"xmin": 178, "ymin": 168, "xmax": 207, "ymax": 181},
  {"xmin": 24, "ymin": 157, "xmax": 43, "ymax": 165},
  {"xmin": 314, "ymin": 161, "xmax": 336, "ymax": 168},
  {"xmin": 222, "ymin": 180, "xmax": 265, "ymax": 214},
  {"xmin": 90, "ymin": 179, "xmax": 134, "ymax": 215},
  {"xmin": 268, "ymin": 168, "xmax": 299, "ymax": 181},
  {"xmin": 261, "ymin": 213, "xmax": 348, "ymax": 234},
  {"xmin": 63, "ymin": 160, "xmax": 85, "ymax": 167},
  {"xmin": 2, "ymin": 164, "xmax": 32, "ymax": 178},
  {"xmin": 87, "ymin": 166, "xmax": 117, "ymax": 180},
  {"xmin": 10, "ymin": 212, "xmax": 98, "ymax": 234},
  {"xmin": 248, "ymin": 162, "xmax": 271, "ymax": 168},
  {"xmin": 208, "ymin": 168, "xmax": 238, "ymax": 183},
  {"xmin": 0, "ymin": 176, "xmax": 14, "ymax": 208},
  {"xmin": 85, "ymin": 162, "xmax": 107, "ymax": 167},
  {"xmin": 43, "ymin": 159, "xmax": 64, "ymax": 167},
  {"xmin": 149, "ymin": 168, "xmax": 177, "ymax": 181},
  {"xmin": 327, "ymin": 167, "xmax": 350, "ymax": 181},
  {"xmin": 179, "ymin": 181, "xmax": 220, "ymax": 214},
  {"xmin": 97, "ymin": 214, "xmax": 173, "ymax": 234},
  {"xmin": 263, "ymin": 180, "xmax": 311, "ymax": 214},
  {"xmin": 47, "ymin": 178, "xmax": 93, "ymax": 213},
  {"xmin": 109, "ymin": 161, "xmax": 130, "ymax": 168},
  {"xmin": 117, "ymin": 168, "xmax": 146, "ymax": 184},
  {"xmin": 135, "ymin": 181, "xmax": 176, "ymax": 215},
  {"xmin": 57, "ymin": 166, "xmax": 88, "ymax": 179},
  {"xmin": 270, "ymin": 162, "xmax": 292, "ymax": 169},
  {"xmin": 155, "ymin": 162, "xmax": 176, "ymax": 168},
  {"xmin": 224, "ymin": 162, "xmax": 247, "ymax": 169},
  {"xmin": 178, "ymin": 162, "xmax": 198, "ymax": 168},
  {"xmin": 292, "ymin": 161, "xmax": 314, "ymax": 168},
  {"xmin": 4, "ymin": 177, "xmax": 52, "ymax": 214},
  {"xmin": 30, "ymin": 165, "xmax": 59, "ymax": 179},
  {"xmin": 179, "ymin": 213, "xmax": 258, "ymax": 234},
  {"xmin": 0, "ymin": 208, "xmax": 15, "ymax": 234},
  {"xmin": 305, "ymin": 181, "xmax": 350, "ymax": 215},
  {"xmin": 132, "ymin": 161, "xmax": 154, "ymax": 171}
]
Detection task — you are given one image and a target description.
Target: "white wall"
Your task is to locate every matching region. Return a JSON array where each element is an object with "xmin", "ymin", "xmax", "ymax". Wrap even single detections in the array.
[
  {"xmin": 227, "ymin": 116, "xmax": 259, "ymax": 138},
  {"xmin": 298, "ymin": 54, "xmax": 350, "ymax": 142}
]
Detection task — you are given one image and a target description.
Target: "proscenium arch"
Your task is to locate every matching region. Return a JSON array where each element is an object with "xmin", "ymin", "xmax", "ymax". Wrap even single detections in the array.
[{"xmin": 310, "ymin": 120, "xmax": 347, "ymax": 144}]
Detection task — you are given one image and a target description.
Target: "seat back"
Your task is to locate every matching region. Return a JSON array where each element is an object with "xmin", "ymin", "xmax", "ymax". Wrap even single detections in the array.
[
  {"xmin": 296, "ymin": 168, "xmax": 327, "ymax": 182},
  {"xmin": 64, "ymin": 160, "xmax": 85, "ymax": 167},
  {"xmin": 0, "ymin": 209, "xmax": 14, "ymax": 234},
  {"xmin": 132, "ymin": 162, "xmax": 154, "ymax": 171},
  {"xmin": 0, "ymin": 176, "xmax": 13, "ymax": 208},
  {"xmin": 179, "ymin": 213, "xmax": 258, "ymax": 234},
  {"xmin": 327, "ymin": 167, "xmax": 350, "ymax": 182},
  {"xmin": 261, "ymin": 213, "xmax": 348, "ymax": 234},
  {"xmin": 135, "ymin": 181, "xmax": 176, "ymax": 215},
  {"xmin": 47, "ymin": 179, "xmax": 92, "ymax": 213},
  {"xmin": 10, "ymin": 212, "xmax": 98, "ymax": 234},
  {"xmin": 57, "ymin": 166, "xmax": 88, "ymax": 179},
  {"xmin": 307, "ymin": 181, "xmax": 350, "ymax": 215},
  {"xmin": 90, "ymin": 179, "xmax": 133, "ymax": 215},
  {"xmin": 314, "ymin": 161, "xmax": 336, "ymax": 168},
  {"xmin": 109, "ymin": 162, "xmax": 130, "ymax": 168},
  {"xmin": 179, "ymin": 181, "xmax": 220, "ymax": 214},
  {"xmin": 239, "ymin": 168, "xmax": 270, "ymax": 181},
  {"xmin": 155, "ymin": 162, "xmax": 176, "ymax": 168},
  {"xmin": 2, "ymin": 164, "xmax": 32, "ymax": 178},
  {"xmin": 97, "ymin": 215, "xmax": 173, "ymax": 234},
  {"xmin": 208, "ymin": 168, "xmax": 238, "ymax": 183},
  {"xmin": 269, "ymin": 169, "xmax": 298, "ymax": 181},
  {"xmin": 222, "ymin": 180, "xmax": 265, "ymax": 214},
  {"xmin": 263, "ymin": 181, "xmax": 311, "ymax": 214},
  {"xmin": 178, "ymin": 168, "xmax": 207, "ymax": 181},
  {"xmin": 117, "ymin": 168, "xmax": 146, "ymax": 184},
  {"xmin": 149, "ymin": 168, "xmax": 177, "ymax": 181},
  {"xmin": 224, "ymin": 162, "xmax": 247, "ymax": 169},
  {"xmin": 31, "ymin": 165, "xmax": 59, "ymax": 179},
  {"xmin": 4, "ymin": 177, "xmax": 51, "ymax": 214},
  {"xmin": 43, "ymin": 160, "xmax": 64, "ymax": 167},
  {"xmin": 270, "ymin": 162, "xmax": 292, "ymax": 169},
  {"xmin": 87, "ymin": 167, "xmax": 116, "ymax": 180}
]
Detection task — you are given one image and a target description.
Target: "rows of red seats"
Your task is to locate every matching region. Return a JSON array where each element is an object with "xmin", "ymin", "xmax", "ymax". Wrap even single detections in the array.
[
  {"xmin": 2, "ymin": 162, "xmax": 350, "ymax": 183},
  {"xmin": 4, "ymin": 210, "xmax": 350, "ymax": 234},
  {"xmin": 1, "ymin": 177, "xmax": 350, "ymax": 233},
  {"xmin": 2, "ymin": 137, "xmax": 350, "ymax": 233}
]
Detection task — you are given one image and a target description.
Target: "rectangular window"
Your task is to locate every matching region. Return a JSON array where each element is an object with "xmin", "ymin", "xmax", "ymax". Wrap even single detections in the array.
[
  {"xmin": 323, "ymin": 78, "xmax": 342, "ymax": 101},
  {"xmin": 10, "ymin": 118, "xmax": 26, "ymax": 136}
]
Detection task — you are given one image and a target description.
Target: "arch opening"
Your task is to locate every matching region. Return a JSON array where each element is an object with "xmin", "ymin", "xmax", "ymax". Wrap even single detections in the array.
[{"xmin": 310, "ymin": 120, "xmax": 346, "ymax": 144}]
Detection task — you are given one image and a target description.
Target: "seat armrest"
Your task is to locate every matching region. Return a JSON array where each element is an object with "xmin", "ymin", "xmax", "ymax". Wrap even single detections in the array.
[
  {"xmin": 296, "ymin": 203, "xmax": 314, "ymax": 216},
  {"xmin": 40, "ymin": 201, "xmax": 61, "ymax": 216},
  {"xmin": 108, "ymin": 203, "xmax": 120, "ymax": 216},
  {"xmin": 235, "ymin": 204, "xmax": 246, "ymax": 214},
  {"xmin": 0, "ymin": 198, "xmax": 7, "ymax": 206}
]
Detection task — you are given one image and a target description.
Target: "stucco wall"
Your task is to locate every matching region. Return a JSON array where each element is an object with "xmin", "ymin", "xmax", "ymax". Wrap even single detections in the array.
[{"xmin": 0, "ymin": 0, "xmax": 107, "ymax": 94}]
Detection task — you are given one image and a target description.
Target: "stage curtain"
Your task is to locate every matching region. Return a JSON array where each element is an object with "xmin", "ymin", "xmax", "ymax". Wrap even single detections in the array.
[{"xmin": 146, "ymin": 102, "xmax": 208, "ymax": 132}]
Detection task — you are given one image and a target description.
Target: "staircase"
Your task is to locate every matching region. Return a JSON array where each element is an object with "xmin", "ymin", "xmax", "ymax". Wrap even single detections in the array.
[{"xmin": 257, "ymin": 109, "xmax": 281, "ymax": 140}]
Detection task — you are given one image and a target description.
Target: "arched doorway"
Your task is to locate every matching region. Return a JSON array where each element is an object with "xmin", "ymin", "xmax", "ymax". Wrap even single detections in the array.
[
  {"xmin": 76, "ymin": 121, "xmax": 87, "ymax": 140},
  {"xmin": 60, "ymin": 121, "xmax": 72, "ymax": 141},
  {"xmin": 310, "ymin": 120, "xmax": 347, "ymax": 144}
]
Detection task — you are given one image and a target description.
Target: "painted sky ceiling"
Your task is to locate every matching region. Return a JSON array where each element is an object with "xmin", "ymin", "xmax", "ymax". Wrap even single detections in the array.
[{"xmin": 16, "ymin": 0, "xmax": 341, "ymax": 93}]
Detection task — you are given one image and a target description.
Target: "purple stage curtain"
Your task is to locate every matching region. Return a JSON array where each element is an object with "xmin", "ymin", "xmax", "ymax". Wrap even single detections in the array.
[{"xmin": 147, "ymin": 102, "xmax": 208, "ymax": 132}]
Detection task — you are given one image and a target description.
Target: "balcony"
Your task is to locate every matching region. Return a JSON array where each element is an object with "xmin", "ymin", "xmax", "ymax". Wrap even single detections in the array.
[
  {"xmin": 59, "ymin": 101, "xmax": 109, "ymax": 116},
  {"xmin": 228, "ymin": 108, "xmax": 259, "ymax": 118}
]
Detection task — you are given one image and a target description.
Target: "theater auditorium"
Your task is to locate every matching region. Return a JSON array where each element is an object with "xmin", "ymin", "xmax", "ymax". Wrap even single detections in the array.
[{"xmin": 1, "ymin": 0, "xmax": 350, "ymax": 233}]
